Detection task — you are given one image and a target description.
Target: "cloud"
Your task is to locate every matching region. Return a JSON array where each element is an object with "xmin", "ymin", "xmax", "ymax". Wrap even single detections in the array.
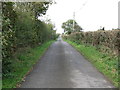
[{"xmin": 45, "ymin": 0, "xmax": 119, "ymax": 33}]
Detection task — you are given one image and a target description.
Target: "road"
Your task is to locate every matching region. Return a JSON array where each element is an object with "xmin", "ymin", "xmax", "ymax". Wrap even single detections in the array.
[{"xmin": 20, "ymin": 37, "xmax": 114, "ymax": 88}]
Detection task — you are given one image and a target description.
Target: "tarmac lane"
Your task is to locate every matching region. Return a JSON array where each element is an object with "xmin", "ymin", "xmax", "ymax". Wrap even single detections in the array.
[{"xmin": 20, "ymin": 39, "xmax": 115, "ymax": 88}]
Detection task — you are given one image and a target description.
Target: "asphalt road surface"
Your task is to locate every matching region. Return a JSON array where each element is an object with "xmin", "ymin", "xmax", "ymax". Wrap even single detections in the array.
[{"xmin": 20, "ymin": 37, "xmax": 114, "ymax": 88}]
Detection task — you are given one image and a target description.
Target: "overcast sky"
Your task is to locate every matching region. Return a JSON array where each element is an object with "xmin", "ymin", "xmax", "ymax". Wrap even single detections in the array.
[{"xmin": 40, "ymin": 0, "xmax": 120, "ymax": 33}]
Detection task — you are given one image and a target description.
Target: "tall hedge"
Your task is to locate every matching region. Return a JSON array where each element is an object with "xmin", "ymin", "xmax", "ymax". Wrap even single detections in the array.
[
  {"xmin": 63, "ymin": 30, "xmax": 120, "ymax": 56},
  {"xmin": 2, "ymin": 2, "xmax": 57, "ymax": 75}
]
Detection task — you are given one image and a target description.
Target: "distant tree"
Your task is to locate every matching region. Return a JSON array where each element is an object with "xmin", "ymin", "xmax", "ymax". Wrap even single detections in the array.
[{"xmin": 62, "ymin": 19, "xmax": 82, "ymax": 34}]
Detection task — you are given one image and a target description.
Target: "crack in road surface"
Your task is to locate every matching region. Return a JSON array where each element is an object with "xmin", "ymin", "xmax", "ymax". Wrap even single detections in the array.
[{"xmin": 20, "ymin": 38, "xmax": 114, "ymax": 88}]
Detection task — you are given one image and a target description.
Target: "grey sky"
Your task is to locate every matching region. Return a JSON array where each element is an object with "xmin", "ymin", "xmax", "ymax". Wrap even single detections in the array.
[{"xmin": 39, "ymin": 0, "xmax": 119, "ymax": 33}]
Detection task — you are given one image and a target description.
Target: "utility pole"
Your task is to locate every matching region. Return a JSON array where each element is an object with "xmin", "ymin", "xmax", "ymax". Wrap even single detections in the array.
[{"xmin": 72, "ymin": 0, "xmax": 88, "ymax": 32}]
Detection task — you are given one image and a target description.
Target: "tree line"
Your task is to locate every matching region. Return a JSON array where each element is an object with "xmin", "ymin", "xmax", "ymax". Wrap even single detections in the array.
[{"xmin": 2, "ymin": 2, "xmax": 58, "ymax": 75}]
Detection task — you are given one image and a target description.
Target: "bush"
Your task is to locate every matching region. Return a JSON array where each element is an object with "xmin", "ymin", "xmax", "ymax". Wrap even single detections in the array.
[
  {"xmin": 62, "ymin": 30, "xmax": 120, "ymax": 56},
  {"xmin": 2, "ymin": 2, "xmax": 57, "ymax": 75}
]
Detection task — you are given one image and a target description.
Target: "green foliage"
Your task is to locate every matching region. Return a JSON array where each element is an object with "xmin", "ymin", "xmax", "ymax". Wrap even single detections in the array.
[
  {"xmin": 62, "ymin": 19, "xmax": 82, "ymax": 34},
  {"xmin": 31, "ymin": 2, "xmax": 51, "ymax": 19},
  {"xmin": 2, "ymin": 2, "xmax": 17, "ymax": 74},
  {"xmin": 2, "ymin": 2, "xmax": 57, "ymax": 76},
  {"xmin": 63, "ymin": 30, "xmax": 120, "ymax": 87},
  {"xmin": 63, "ymin": 30, "xmax": 120, "ymax": 56},
  {"xmin": 3, "ymin": 40, "xmax": 54, "ymax": 88}
]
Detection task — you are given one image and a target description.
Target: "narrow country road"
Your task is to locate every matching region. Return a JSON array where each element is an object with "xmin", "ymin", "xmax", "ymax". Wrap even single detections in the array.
[{"xmin": 20, "ymin": 37, "xmax": 114, "ymax": 88}]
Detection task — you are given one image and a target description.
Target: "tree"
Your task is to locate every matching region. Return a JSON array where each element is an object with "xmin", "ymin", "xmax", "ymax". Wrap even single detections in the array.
[
  {"xmin": 62, "ymin": 19, "xmax": 82, "ymax": 34},
  {"xmin": 2, "ymin": 2, "xmax": 57, "ymax": 75},
  {"xmin": 2, "ymin": 2, "xmax": 17, "ymax": 74},
  {"xmin": 31, "ymin": 2, "xmax": 52, "ymax": 19}
]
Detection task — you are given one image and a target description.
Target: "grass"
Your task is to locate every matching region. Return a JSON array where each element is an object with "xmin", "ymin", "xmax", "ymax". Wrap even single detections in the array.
[
  {"xmin": 0, "ymin": 61, "xmax": 1, "ymax": 90},
  {"xmin": 0, "ymin": 79, "xmax": 1, "ymax": 90},
  {"xmin": 64, "ymin": 40, "xmax": 118, "ymax": 88},
  {"xmin": 2, "ymin": 40, "xmax": 55, "ymax": 88}
]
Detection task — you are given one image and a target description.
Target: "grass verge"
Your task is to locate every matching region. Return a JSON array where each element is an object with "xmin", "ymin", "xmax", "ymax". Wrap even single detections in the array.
[
  {"xmin": 2, "ymin": 40, "xmax": 55, "ymax": 88},
  {"xmin": 64, "ymin": 40, "xmax": 118, "ymax": 88}
]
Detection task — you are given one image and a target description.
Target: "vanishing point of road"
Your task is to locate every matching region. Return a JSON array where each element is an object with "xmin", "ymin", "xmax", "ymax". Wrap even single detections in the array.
[{"xmin": 20, "ymin": 37, "xmax": 114, "ymax": 88}]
